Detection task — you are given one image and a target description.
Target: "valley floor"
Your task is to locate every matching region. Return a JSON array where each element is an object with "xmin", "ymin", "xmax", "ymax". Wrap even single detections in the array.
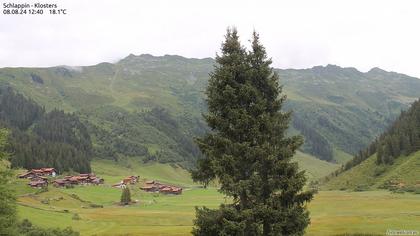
[{"xmin": 16, "ymin": 160, "xmax": 420, "ymax": 236}]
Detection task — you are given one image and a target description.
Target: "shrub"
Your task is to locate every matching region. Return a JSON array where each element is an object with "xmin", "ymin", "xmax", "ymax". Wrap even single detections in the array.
[
  {"xmin": 18, "ymin": 219, "xmax": 80, "ymax": 235},
  {"xmin": 373, "ymin": 166, "xmax": 387, "ymax": 177},
  {"xmin": 72, "ymin": 213, "xmax": 81, "ymax": 220},
  {"xmin": 36, "ymin": 186, "xmax": 49, "ymax": 194},
  {"xmin": 65, "ymin": 184, "xmax": 74, "ymax": 189},
  {"xmin": 41, "ymin": 199, "xmax": 50, "ymax": 204},
  {"xmin": 89, "ymin": 203, "xmax": 103, "ymax": 208},
  {"xmin": 354, "ymin": 185, "xmax": 369, "ymax": 192}
]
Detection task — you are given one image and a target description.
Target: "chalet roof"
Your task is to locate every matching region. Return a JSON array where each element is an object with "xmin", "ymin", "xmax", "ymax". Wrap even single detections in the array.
[
  {"xmin": 18, "ymin": 172, "xmax": 32, "ymax": 177},
  {"xmin": 79, "ymin": 173, "xmax": 95, "ymax": 177},
  {"xmin": 141, "ymin": 186, "xmax": 154, "ymax": 189},
  {"xmin": 69, "ymin": 177, "xmax": 79, "ymax": 182},
  {"xmin": 31, "ymin": 168, "xmax": 56, "ymax": 173},
  {"xmin": 54, "ymin": 179, "xmax": 67, "ymax": 184}
]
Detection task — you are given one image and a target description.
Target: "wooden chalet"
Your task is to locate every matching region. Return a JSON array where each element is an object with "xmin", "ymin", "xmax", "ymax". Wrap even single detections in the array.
[
  {"xmin": 160, "ymin": 186, "xmax": 183, "ymax": 195},
  {"xmin": 114, "ymin": 175, "xmax": 140, "ymax": 188},
  {"xmin": 53, "ymin": 173, "xmax": 104, "ymax": 187},
  {"xmin": 140, "ymin": 180, "xmax": 183, "ymax": 194},
  {"xmin": 28, "ymin": 177, "xmax": 48, "ymax": 188},
  {"xmin": 19, "ymin": 168, "xmax": 57, "ymax": 179},
  {"xmin": 53, "ymin": 179, "xmax": 68, "ymax": 187},
  {"xmin": 122, "ymin": 176, "xmax": 139, "ymax": 185}
]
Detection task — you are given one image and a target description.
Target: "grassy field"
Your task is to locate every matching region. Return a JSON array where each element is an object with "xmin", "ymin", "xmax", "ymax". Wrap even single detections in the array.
[
  {"xmin": 17, "ymin": 187, "xmax": 420, "ymax": 236},
  {"xmin": 324, "ymin": 151, "xmax": 420, "ymax": 191},
  {"xmin": 15, "ymin": 159, "xmax": 420, "ymax": 236}
]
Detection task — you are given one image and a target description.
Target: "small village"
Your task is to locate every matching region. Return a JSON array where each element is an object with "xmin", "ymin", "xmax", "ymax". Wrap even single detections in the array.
[
  {"xmin": 18, "ymin": 167, "xmax": 183, "ymax": 195},
  {"xmin": 140, "ymin": 180, "xmax": 183, "ymax": 195}
]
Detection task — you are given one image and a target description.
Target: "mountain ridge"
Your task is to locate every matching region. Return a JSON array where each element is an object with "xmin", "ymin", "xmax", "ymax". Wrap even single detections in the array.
[
  {"xmin": 5, "ymin": 53, "xmax": 416, "ymax": 77},
  {"xmin": 1, "ymin": 54, "xmax": 419, "ymax": 166}
]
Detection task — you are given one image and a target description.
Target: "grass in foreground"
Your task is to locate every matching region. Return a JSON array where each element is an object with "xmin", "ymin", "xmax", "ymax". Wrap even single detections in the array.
[
  {"xmin": 15, "ymin": 160, "xmax": 420, "ymax": 236},
  {"xmin": 18, "ymin": 189, "xmax": 420, "ymax": 236}
]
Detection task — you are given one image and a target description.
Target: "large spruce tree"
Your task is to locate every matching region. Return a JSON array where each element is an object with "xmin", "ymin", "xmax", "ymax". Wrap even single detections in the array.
[{"xmin": 192, "ymin": 28, "xmax": 313, "ymax": 235}]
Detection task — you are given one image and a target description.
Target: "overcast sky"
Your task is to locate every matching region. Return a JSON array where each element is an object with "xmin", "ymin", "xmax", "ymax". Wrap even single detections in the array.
[{"xmin": 1, "ymin": 0, "xmax": 420, "ymax": 77}]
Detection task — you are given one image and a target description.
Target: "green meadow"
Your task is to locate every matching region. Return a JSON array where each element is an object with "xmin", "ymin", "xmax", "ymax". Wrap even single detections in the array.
[
  {"xmin": 15, "ymin": 159, "xmax": 420, "ymax": 236},
  {"xmin": 324, "ymin": 151, "xmax": 420, "ymax": 191}
]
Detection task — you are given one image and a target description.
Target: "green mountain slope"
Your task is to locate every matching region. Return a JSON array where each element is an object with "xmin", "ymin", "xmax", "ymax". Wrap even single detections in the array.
[
  {"xmin": 324, "ymin": 99, "xmax": 420, "ymax": 191},
  {"xmin": 279, "ymin": 65, "xmax": 420, "ymax": 160},
  {"xmin": 323, "ymin": 151, "xmax": 420, "ymax": 191},
  {"xmin": 1, "ymin": 54, "xmax": 419, "ymax": 165},
  {"xmin": 293, "ymin": 151, "xmax": 340, "ymax": 181},
  {"xmin": 0, "ymin": 87, "xmax": 93, "ymax": 173}
]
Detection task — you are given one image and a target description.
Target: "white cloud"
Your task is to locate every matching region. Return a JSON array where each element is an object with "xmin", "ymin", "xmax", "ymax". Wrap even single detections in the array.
[{"xmin": 1, "ymin": 0, "xmax": 420, "ymax": 77}]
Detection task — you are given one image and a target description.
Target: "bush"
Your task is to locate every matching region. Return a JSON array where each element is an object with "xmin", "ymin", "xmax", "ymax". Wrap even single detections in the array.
[
  {"xmin": 403, "ymin": 186, "xmax": 416, "ymax": 192},
  {"xmin": 373, "ymin": 166, "xmax": 387, "ymax": 177},
  {"xmin": 69, "ymin": 194, "xmax": 86, "ymax": 202},
  {"xmin": 18, "ymin": 219, "xmax": 80, "ymax": 235},
  {"xmin": 65, "ymin": 184, "xmax": 74, "ymax": 189},
  {"xmin": 354, "ymin": 185, "xmax": 369, "ymax": 192},
  {"xmin": 36, "ymin": 186, "xmax": 49, "ymax": 194},
  {"xmin": 72, "ymin": 213, "xmax": 81, "ymax": 220},
  {"xmin": 89, "ymin": 203, "xmax": 103, "ymax": 208},
  {"xmin": 391, "ymin": 189, "xmax": 405, "ymax": 194},
  {"xmin": 41, "ymin": 199, "xmax": 50, "ymax": 204}
]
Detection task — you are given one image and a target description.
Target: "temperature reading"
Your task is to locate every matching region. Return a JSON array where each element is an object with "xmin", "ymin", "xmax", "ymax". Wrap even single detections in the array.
[
  {"xmin": 2, "ymin": 3, "xmax": 68, "ymax": 16},
  {"xmin": 49, "ymin": 9, "xmax": 66, "ymax": 15}
]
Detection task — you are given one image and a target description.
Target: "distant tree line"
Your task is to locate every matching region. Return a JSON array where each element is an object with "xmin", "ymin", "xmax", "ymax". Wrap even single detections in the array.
[
  {"xmin": 293, "ymin": 115, "xmax": 334, "ymax": 161},
  {"xmin": 83, "ymin": 105, "xmax": 202, "ymax": 168},
  {"xmin": 142, "ymin": 107, "xmax": 202, "ymax": 163},
  {"xmin": 0, "ymin": 86, "xmax": 44, "ymax": 130},
  {"xmin": 0, "ymin": 129, "xmax": 80, "ymax": 236},
  {"xmin": 0, "ymin": 86, "xmax": 92, "ymax": 173}
]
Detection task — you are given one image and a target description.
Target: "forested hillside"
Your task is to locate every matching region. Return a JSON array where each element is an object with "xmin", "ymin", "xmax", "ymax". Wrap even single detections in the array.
[
  {"xmin": 0, "ymin": 87, "xmax": 92, "ymax": 173},
  {"xmin": 279, "ymin": 65, "xmax": 420, "ymax": 161},
  {"xmin": 0, "ymin": 54, "xmax": 419, "ymax": 166},
  {"xmin": 324, "ymin": 99, "xmax": 420, "ymax": 190}
]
